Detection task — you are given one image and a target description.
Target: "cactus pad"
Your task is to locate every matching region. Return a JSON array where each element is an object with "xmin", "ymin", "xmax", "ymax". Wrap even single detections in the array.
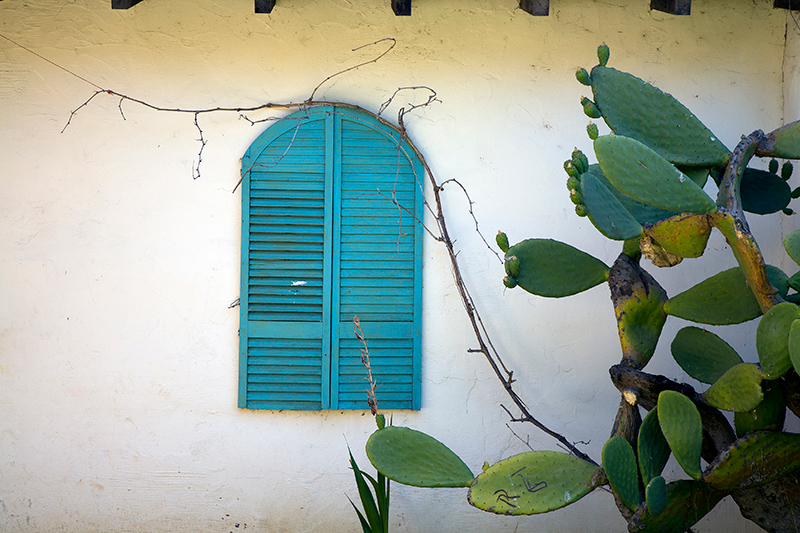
[
  {"xmin": 701, "ymin": 363, "xmax": 764, "ymax": 412},
  {"xmin": 671, "ymin": 326, "xmax": 743, "ymax": 384},
  {"xmin": 784, "ymin": 229, "xmax": 800, "ymax": 267},
  {"xmin": 602, "ymin": 436, "xmax": 641, "ymax": 511},
  {"xmin": 645, "ymin": 475, "xmax": 667, "ymax": 516},
  {"xmin": 658, "ymin": 391, "xmax": 703, "ymax": 480},
  {"xmin": 588, "ymin": 66, "xmax": 730, "ymax": 167},
  {"xmin": 587, "ymin": 164, "xmax": 678, "ymax": 225},
  {"xmin": 740, "ymin": 168, "xmax": 792, "ymax": 215},
  {"xmin": 703, "ymin": 431, "xmax": 800, "ymax": 490},
  {"xmin": 503, "ymin": 238, "xmax": 610, "ymax": 297},
  {"xmin": 664, "ymin": 265, "xmax": 787, "ymax": 325},
  {"xmin": 734, "ymin": 380, "xmax": 786, "ymax": 437},
  {"xmin": 642, "ymin": 213, "xmax": 712, "ymax": 259},
  {"xmin": 789, "ymin": 319, "xmax": 800, "ymax": 376},
  {"xmin": 638, "ymin": 406, "xmax": 671, "ymax": 484},
  {"xmin": 467, "ymin": 451, "xmax": 601, "ymax": 515},
  {"xmin": 578, "ymin": 171, "xmax": 643, "ymax": 241},
  {"xmin": 757, "ymin": 302, "xmax": 800, "ymax": 380},
  {"xmin": 594, "ymin": 135, "xmax": 718, "ymax": 215},
  {"xmin": 768, "ymin": 120, "xmax": 800, "ymax": 159},
  {"xmin": 630, "ymin": 480, "xmax": 726, "ymax": 533},
  {"xmin": 366, "ymin": 426, "xmax": 473, "ymax": 487}
]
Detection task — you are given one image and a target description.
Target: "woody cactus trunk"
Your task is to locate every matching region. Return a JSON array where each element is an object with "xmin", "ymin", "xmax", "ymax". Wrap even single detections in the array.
[{"xmin": 362, "ymin": 45, "xmax": 800, "ymax": 532}]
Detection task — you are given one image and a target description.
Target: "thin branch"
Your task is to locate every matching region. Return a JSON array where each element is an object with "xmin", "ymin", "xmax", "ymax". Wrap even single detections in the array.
[
  {"xmin": 308, "ymin": 38, "xmax": 397, "ymax": 102},
  {"xmin": 439, "ymin": 178, "xmax": 503, "ymax": 264}
]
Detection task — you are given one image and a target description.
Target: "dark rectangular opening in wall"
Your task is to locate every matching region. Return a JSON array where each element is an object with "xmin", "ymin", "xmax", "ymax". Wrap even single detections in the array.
[
  {"xmin": 255, "ymin": 0, "xmax": 275, "ymax": 13},
  {"xmin": 520, "ymin": 0, "xmax": 549, "ymax": 15},
  {"xmin": 111, "ymin": 0, "xmax": 144, "ymax": 8},
  {"xmin": 775, "ymin": 0, "xmax": 800, "ymax": 10},
  {"xmin": 650, "ymin": 0, "xmax": 691, "ymax": 15}
]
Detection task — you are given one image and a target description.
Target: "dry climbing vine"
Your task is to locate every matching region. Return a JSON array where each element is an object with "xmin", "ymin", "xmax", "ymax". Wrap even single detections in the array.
[{"xmin": 1, "ymin": 32, "xmax": 595, "ymax": 465}]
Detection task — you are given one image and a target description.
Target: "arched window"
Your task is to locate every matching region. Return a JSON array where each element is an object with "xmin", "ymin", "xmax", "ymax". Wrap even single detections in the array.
[{"xmin": 238, "ymin": 104, "xmax": 423, "ymax": 410}]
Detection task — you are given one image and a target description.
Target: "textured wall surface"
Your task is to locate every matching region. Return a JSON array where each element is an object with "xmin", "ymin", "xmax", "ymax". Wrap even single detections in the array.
[{"xmin": 0, "ymin": 0, "xmax": 797, "ymax": 531}]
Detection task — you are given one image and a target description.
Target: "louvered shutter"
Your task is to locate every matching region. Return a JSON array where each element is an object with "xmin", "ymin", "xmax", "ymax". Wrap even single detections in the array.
[{"xmin": 239, "ymin": 105, "xmax": 422, "ymax": 410}]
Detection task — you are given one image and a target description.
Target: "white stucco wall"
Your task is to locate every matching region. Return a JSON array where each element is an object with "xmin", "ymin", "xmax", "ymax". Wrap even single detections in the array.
[{"xmin": 0, "ymin": 0, "xmax": 797, "ymax": 531}]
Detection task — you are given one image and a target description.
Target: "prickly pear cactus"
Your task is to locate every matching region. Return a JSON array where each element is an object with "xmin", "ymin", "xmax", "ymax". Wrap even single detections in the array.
[
  {"xmin": 362, "ymin": 44, "xmax": 800, "ymax": 533},
  {"xmin": 497, "ymin": 45, "xmax": 800, "ymax": 532}
]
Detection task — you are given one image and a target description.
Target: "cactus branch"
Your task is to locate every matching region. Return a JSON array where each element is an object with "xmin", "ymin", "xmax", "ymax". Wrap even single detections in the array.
[
  {"xmin": 711, "ymin": 131, "xmax": 783, "ymax": 313},
  {"xmin": 609, "ymin": 365, "xmax": 737, "ymax": 462}
]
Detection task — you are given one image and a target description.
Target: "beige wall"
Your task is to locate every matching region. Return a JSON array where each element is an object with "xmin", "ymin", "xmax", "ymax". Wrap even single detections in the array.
[{"xmin": 0, "ymin": 0, "xmax": 794, "ymax": 531}]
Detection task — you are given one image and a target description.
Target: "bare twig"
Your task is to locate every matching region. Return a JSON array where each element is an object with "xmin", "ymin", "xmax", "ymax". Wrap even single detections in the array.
[
  {"xmin": 308, "ymin": 38, "xmax": 397, "ymax": 103},
  {"xmin": 354, "ymin": 316, "xmax": 380, "ymax": 416}
]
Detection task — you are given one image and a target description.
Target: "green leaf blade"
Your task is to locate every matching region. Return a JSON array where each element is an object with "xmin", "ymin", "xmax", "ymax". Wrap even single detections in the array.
[{"xmin": 671, "ymin": 326, "xmax": 743, "ymax": 384}]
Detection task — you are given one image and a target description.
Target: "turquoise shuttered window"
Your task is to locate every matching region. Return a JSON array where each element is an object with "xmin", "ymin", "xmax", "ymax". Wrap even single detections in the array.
[{"xmin": 239, "ymin": 105, "xmax": 423, "ymax": 410}]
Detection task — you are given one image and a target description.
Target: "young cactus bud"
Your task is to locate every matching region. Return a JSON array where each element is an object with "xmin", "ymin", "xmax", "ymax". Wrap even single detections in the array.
[
  {"xmin": 566, "ymin": 176, "xmax": 580, "ymax": 191},
  {"xmin": 597, "ymin": 43, "xmax": 610, "ymax": 66},
  {"xmin": 783, "ymin": 161, "xmax": 794, "ymax": 181},
  {"xmin": 376, "ymin": 413, "xmax": 386, "ymax": 430},
  {"xmin": 575, "ymin": 67, "xmax": 591, "ymax": 86},
  {"xmin": 496, "ymin": 231, "xmax": 510, "ymax": 253},
  {"xmin": 570, "ymin": 191, "xmax": 582, "ymax": 205},
  {"xmin": 575, "ymin": 204, "xmax": 588, "ymax": 217},
  {"xmin": 572, "ymin": 149, "xmax": 590, "ymax": 174},
  {"xmin": 769, "ymin": 159, "xmax": 780, "ymax": 174},
  {"xmin": 503, "ymin": 275, "xmax": 517, "ymax": 289},
  {"xmin": 784, "ymin": 208, "xmax": 795, "ymax": 216},
  {"xmin": 564, "ymin": 160, "xmax": 580, "ymax": 178},
  {"xmin": 792, "ymin": 187, "xmax": 800, "ymax": 199},
  {"xmin": 505, "ymin": 256, "xmax": 521, "ymax": 278},
  {"xmin": 587, "ymin": 122, "xmax": 599, "ymax": 140},
  {"xmin": 581, "ymin": 97, "xmax": 602, "ymax": 119}
]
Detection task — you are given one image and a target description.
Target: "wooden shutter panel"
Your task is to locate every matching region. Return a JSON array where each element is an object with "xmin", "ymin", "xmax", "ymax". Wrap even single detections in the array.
[
  {"xmin": 239, "ymin": 105, "xmax": 422, "ymax": 410},
  {"xmin": 239, "ymin": 108, "xmax": 334, "ymax": 410},
  {"xmin": 332, "ymin": 109, "xmax": 422, "ymax": 410}
]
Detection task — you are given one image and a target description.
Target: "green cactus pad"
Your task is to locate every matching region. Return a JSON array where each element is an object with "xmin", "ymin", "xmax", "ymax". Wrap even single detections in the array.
[
  {"xmin": 578, "ymin": 171, "xmax": 644, "ymax": 241},
  {"xmin": 701, "ymin": 363, "xmax": 764, "ymax": 412},
  {"xmin": 784, "ymin": 229, "xmax": 800, "ymax": 267},
  {"xmin": 645, "ymin": 475, "xmax": 667, "ymax": 516},
  {"xmin": 740, "ymin": 168, "xmax": 792, "ymax": 215},
  {"xmin": 504, "ymin": 238, "xmax": 610, "ymax": 298},
  {"xmin": 671, "ymin": 326, "xmax": 743, "ymax": 384},
  {"xmin": 757, "ymin": 302, "xmax": 800, "ymax": 380},
  {"xmin": 467, "ymin": 451, "xmax": 601, "ymax": 515},
  {"xmin": 602, "ymin": 436, "xmax": 641, "ymax": 511},
  {"xmin": 594, "ymin": 135, "xmax": 718, "ymax": 215},
  {"xmin": 643, "ymin": 213, "xmax": 711, "ymax": 259},
  {"xmin": 589, "ymin": 66, "xmax": 730, "ymax": 167},
  {"xmin": 734, "ymin": 380, "xmax": 786, "ymax": 437},
  {"xmin": 587, "ymin": 165, "xmax": 679, "ymax": 225},
  {"xmin": 703, "ymin": 431, "xmax": 800, "ymax": 490},
  {"xmin": 629, "ymin": 480, "xmax": 726, "ymax": 533},
  {"xmin": 664, "ymin": 265, "xmax": 787, "ymax": 325},
  {"xmin": 658, "ymin": 391, "xmax": 703, "ymax": 480},
  {"xmin": 789, "ymin": 319, "xmax": 800, "ymax": 377},
  {"xmin": 638, "ymin": 406, "xmax": 671, "ymax": 484},
  {"xmin": 366, "ymin": 426, "xmax": 473, "ymax": 488},
  {"xmin": 769, "ymin": 120, "xmax": 800, "ymax": 159}
]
